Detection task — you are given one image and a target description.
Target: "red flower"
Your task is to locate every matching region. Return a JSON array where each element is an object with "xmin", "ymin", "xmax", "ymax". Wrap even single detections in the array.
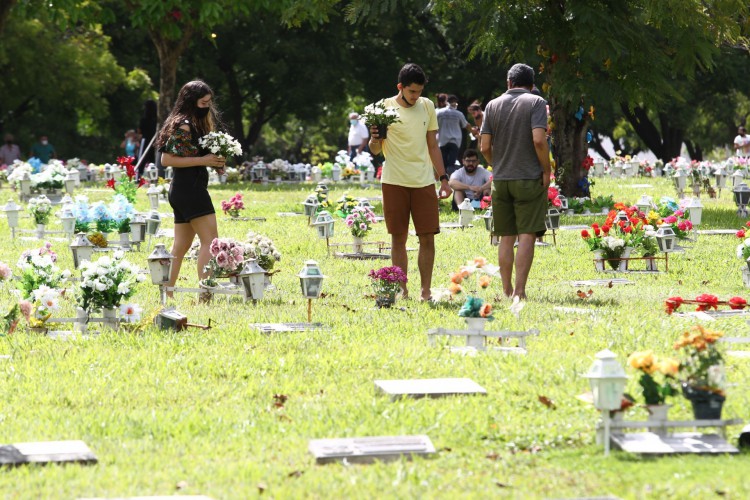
[
  {"xmin": 106, "ymin": 178, "xmax": 116, "ymax": 189},
  {"xmin": 746, "ymin": 221, "xmax": 750, "ymax": 228},
  {"xmin": 591, "ymin": 223, "xmax": 599, "ymax": 229},
  {"xmin": 602, "ymin": 225, "xmax": 611, "ymax": 234},
  {"xmin": 738, "ymin": 230, "xmax": 746, "ymax": 238},
  {"xmin": 665, "ymin": 296, "xmax": 684, "ymax": 315},
  {"xmin": 138, "ymin": 178, "xmax": 147, "ymax": 187},
  {"xmin": 547, "ymin": 186, "xmax": 559, "ymax": 201},
  {"xmin": 728, "ymin": 297, "xmax": 747, "ymax": 310},
  {"xmin": 694, "ymin": 294, "xmax": 719, "ymax": 312},
  {"xmin": 581, "ymin": 229, "xmax": 590, "ymax": 238},
  {"xmin": 623, "ymin": 225, "xmax": 632, "ymax": 233},
  {"xmin": 593, "ymin": 227, "xmax": 601, "ymax": 236}
]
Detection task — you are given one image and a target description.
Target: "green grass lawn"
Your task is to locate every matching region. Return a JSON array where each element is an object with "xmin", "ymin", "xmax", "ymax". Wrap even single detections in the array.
[{"xmin": 1, "ymin": 177, "xmax": 749, "ymax": 499}]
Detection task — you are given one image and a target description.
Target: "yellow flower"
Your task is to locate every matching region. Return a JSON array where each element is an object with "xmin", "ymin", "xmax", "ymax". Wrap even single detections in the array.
[
  {"xmin": 628, "ymin": 350, "xmax": 656, "ymax": 374},
  {"xmin": 658, "ymin": 358, "xmax": 680, "ymax": 377}
]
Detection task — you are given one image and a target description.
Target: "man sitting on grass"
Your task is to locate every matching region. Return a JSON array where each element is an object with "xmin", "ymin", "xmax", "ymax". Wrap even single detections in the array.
[{"xmin": 449, "ymin": 148, "xmax": 492, "ymax": 209}]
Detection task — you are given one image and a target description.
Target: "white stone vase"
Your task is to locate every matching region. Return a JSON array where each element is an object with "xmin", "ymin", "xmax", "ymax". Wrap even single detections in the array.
[
  {"xmin": 616, "ymin": 247, "xmax": 634, "ymax": 272},
  {"xmin": 36, "ymin": 223, "xmax": 46, "ymax": 239},
  {"xmin": 593, "ymin": 249, "xmax": 605, "ymax": 272},
  {"xmin": 352, "ymin": 236, "xmax": 364, "ymax": 254},
  {"xmin": 645, "ymin": 256, "xmax": 658, "ymax": 272},
  {"xmin": 465, "ymin": 317, "xmax": 488, "ymax": 331}
]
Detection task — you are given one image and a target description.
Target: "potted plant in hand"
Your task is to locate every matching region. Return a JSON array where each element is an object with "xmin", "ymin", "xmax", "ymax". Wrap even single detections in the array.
[
  {"xmin": 361, "ymin": 100, "xmax": 401, "ymax": 139},
  {"xmin": 368, "ymin": 266, "xmax": 407, "ymax": 308},
  {"xmin": 673, "ymin": 325, "xmax": 726, "ymax": 419},
  {"xmin": 627, "ymin": 350, "xmax": 679, "ymax": 423},
  {"xmin": 345, "ymin": 206, "xmax": 377, "ymax": 253}
]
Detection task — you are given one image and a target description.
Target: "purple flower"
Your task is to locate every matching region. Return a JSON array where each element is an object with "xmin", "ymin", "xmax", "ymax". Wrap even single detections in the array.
[{"xmin": 216, "ymin": 251, "xmax": 229, "ymax": 268}]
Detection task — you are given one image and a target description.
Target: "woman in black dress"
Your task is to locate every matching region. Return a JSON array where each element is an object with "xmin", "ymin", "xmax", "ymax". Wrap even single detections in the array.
[{"xmin": 156, "ymin": 80, "xmax": 226, "ymax": 297}]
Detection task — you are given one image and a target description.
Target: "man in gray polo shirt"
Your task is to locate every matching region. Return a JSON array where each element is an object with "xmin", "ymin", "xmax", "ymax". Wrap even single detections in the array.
[
  {"xmin": 480, "ymin": 63, "xmax": 551, "ymax": 300},
  {"xmin": 437, "ymin": 95, "xmax": 474, "ymax": 176}
]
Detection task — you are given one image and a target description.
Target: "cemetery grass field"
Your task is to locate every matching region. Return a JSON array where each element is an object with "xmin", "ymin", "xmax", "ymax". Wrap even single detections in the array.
[{"xmin": 1, "ymin": 177, "xmax": 750, "ymax": 499}]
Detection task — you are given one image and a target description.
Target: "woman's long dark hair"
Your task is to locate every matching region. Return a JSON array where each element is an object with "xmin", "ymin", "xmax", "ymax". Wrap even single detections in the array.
[{"xmin": 156, "ymin": 80, "xmax": 219, "ymax": 150}]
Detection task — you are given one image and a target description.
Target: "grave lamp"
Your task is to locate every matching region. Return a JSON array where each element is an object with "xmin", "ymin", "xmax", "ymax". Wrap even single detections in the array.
[
  {"xmin": 146, "ymin": 211, "xmax": 161, "ymax": 236},
  {"xmin": 611, "ymin": 161, "xmax": 624, "ymax": 177},
  {"xmin": 3, "ymin": 200, "xmax": 21, "ymax": 232},
  {"xmin": 686, "ymin": 197, "xmax": 703, "ymax": 226},
  {"xmin": 60, "ymin": 194, "xmax": 74, "ymax": 206},
  {"xmin": 545, "ymin": 207, "xmax": 561, "ymax": 231},
  {"xmin": 655, "ymin": 224, "xmax": 677, "ymax": 253},
  {"xmin": 734, "ymin": 183, "xmax": 750, "ymax": 217},
  {"xmin": 302, "ymin": 195, "xmax": 319, "ymax": 217},
  {"xmin": 615, "ymin": 210, "xmax": 630, "ymax": 227},
  {"xmin": 481, "ymin": 206, "xmax": 493, "ymax": 232},
  {"xmin": 714, "ymin": 167, "xmax": 727, "ymax": 189},
  {"xmin": 331, "ymin": 164, "xmax": 342, "ymax": 182},
  {"xmin": 557, "ymin": 195, "xmax": 568, "ymax": 211},
  {"xmin": 252, "ymin": 162, "xmax": 266, "ymax": 181},
  {"xmin": 635, "ymin": 195, "xmax": 653, "ymax": 215},
  {"xmin": 458, "ymin": 198, "xmax": 475, "ymax": 227},
  {"xmin": 365, "ymin": 165, "xmax": 375, "ymax": 182},
  {"xmin": 145, "ymin": 163, "xmax": 159, "ymax": 183},
  {"xmin": 356, "ymin": 198, "xmax": 373, "ymax": 210},
  {"xmin": 298, "ymin": 260, "xmax": 326, "ymax": 299},
  {"xmin": 104, "ymin": 165, "xmax": 115, "ymax": 182},
  {"xmin": 70, "ymin": 232, "xmax": 95, "ymax": 269},
  {"xmin": 583, "ymin": 349, "xmax": 627, "ymax": 456},
  {"xmin": 147, "ymin": 244, "xmax": 174, "ymax": 285},
  {"xmin": 238, "ymin": 258, "xmax": 266, "ymax": 301},
  {"xmin": 311, "ymin": 165, "xmax": 322, "ymax": 183},
  {"xmin": 77, "ymin": 164, "xmax": 88, "ymax": 183},
  {"xmin": 59, "ymin": 209, "xmax": 76, "ymax": 236},
  {"xmin": 165, "ymin": 166, "xmax": 174, "ymax": 181},
  {"xmin": 20, "ymin": 172, "xmax": 32, "ymax": 196},
  {"xmin": 147, "ymin": 185, "xmax": 161, "ymax": 211},
  {"xmin": 129, "ymin": 213, "xmax": 147, "ymax": 244},
  {"xmin": 732, "ymin": 169, "xmax": 745, "ymax": 188},
  {"xmin": 65, "ymin": 170, "xmax": 78, "ymax": 193},
  {"xmin": 673, "ymin": 169, "xmax": 687, "ymax": 193},
  {"xmin": 312, "ymin": 210, "xmax": 335, "ymax": 239},
  {"xmin": 316, "ymin": 182, "xmax": 329, "ymax": 196}
]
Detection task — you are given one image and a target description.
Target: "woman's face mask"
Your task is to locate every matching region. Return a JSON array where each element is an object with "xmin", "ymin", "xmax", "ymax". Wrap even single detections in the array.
[
  {"xmin": 196, "ymin": 107, "xmax": 210, "ymax": 119},
  {"xmin": 350, "ymin": 119, "xmax": 358, "ymax": 126}
]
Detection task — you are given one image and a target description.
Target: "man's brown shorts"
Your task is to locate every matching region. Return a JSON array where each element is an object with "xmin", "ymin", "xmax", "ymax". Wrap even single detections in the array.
[{"xmin": 381, "ymin": 183, "xmax": 440, "ymax": 236}]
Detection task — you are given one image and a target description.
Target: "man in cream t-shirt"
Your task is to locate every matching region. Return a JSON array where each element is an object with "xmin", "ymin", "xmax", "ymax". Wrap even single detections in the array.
[
  {"xmin": 368, "ymin": 63, "xmax": 452, "ymax": 301},
  {"xmin": 735, "ymin": 126, "xmax": 750, "ymax": 157}
]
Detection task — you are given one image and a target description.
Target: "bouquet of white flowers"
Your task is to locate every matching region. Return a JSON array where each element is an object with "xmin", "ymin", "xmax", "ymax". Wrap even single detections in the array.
[
  {"xmin": 78, "ymin": 252, "xmax": 145, "ymax": 312},
  {"xmin": 244, "ymin": 231, "xmax": 281, "ymax": 271},
  {"xmin": 28, "ymin": 195, "xmax": 53, "ymax": 224},
  {"xmin": 16, "ymin": 242, "xmax": 70, "ymax": 299},
  {"xmin": 361, "ymin": 100, "xmax": 401, "ymax": 139},
  {"xmin": 199, "ymin": 131, "xmax": 243, "ymax": 158}
]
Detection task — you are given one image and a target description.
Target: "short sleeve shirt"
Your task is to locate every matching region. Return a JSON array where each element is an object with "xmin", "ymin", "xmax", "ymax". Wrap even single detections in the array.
[
  {"xmin": 381, "ymin": 96, "xmax": 439, "ymax": 188},
  {"xmin": 735, "ymin": 135, "xmax": 750, "ymax": 157},
  {"xmin": 348, "ymin": 121, "xmax": 369, "ymax": 146},
  {"xmin": 436, "ymin": 107, "xmax": 468, "ymax": 147},
  {"xmin": 449, "ymin": 166, "xmax": 492, "ymax": 199},
  {"xmin": 481, "ymin": 89, "xmax": 547, "ymax": 180}
]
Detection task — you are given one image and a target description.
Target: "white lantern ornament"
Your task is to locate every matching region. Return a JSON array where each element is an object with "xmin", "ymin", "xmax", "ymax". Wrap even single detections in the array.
[
  {"xmin": 458, "ymin": 198, "xmax": 475, "ymax": 227},
  {"xmin": 3, "ymin": 200, "xmax": 20, "ymax": 238},
  {"xmin": 238, "ymin": 259, "xmax": 266, "ymax": 301},
  {"xmin": 70, "ymin": 232, "xmax": 95, "ymax": 269},
  {"xmin": 312, "ymin": 210, "xmax": 335, "ymax": 239},
  {"xmin": 685, "ymin": 197, "xmax": 703, "ymax": 226},
  {"xmin": 147, "ymin": 244, "xmax": 174, "ymax": 285},
  {"xmin": 655, "ymin": 224, "xmax": 677, "ymax": 253},
  {"xmin": 583, "ymin": 349, "xmax": 627, "ymax": 456}
]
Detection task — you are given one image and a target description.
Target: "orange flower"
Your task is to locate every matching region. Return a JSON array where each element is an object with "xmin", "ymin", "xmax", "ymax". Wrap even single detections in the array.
[
  {"xmin": 479, "ymin": 303, "xmax": 492, "ymax": 317},
  {"xmin": 450, "ymin": 272, "xmax": 463, "ymax": 284},
  {"xmin": 473, "ymin": 257, "xmax": 487, "ymax": 268},
  {"xmin": 448, "ymin": 282, "xmax": 463, "ymax": 295},
  {"xmin": 479, "ymin": 275, "xmax": 491, "ymax": 288},
  {"xmin": 459, "ymin": 266, "xmax": 472, "ymax": 278}
]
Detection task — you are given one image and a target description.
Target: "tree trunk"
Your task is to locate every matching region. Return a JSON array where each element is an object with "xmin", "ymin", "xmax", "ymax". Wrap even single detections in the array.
[
  {"xmin": 621, "ymin": 104, "xmax": 685, "ymax": 163},
  {"xmin": 684, "ymin": 140, "xmax": 703, "ymax": 161},
  {"xmin": 217, "ymin": 57, "xmax": 245, "ymax": 147},
  {"xmin": 149, "ymin": 26, "xmax": 195, "ymax": 124},
  {"xmin": 0, "ymin": 0, "xmax": 17, "ymax": 36},
  {"xmin": 245, "ymin": 100, "xmax": 267, "ymax": 154},
  {"xmin": 551, "ymin": 99, "xmax": 588, "ymax": 197}
]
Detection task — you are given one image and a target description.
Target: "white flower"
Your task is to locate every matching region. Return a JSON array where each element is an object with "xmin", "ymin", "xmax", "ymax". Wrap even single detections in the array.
[
  {"xmin": 117, "ymin": 282, "xmax": 130, "ymax": 295},
  {"xmin": 119, "ymin": 303, "xmax": 142, "ymax": 323},
  {"xmin": 95, "ymin": 281, "xmax": 108, "ymax": 291}
]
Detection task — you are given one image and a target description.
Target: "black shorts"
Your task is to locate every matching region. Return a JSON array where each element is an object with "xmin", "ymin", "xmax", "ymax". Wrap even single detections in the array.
[{"xmin": 168, "ymin": 183, "xmax": 215, "ymax": 224}]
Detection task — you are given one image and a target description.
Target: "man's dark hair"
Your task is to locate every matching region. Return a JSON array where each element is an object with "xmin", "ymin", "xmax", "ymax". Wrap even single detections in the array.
[
  {"xmin": 507, "ymin": 63, "xmax": 535, "ymax": 88},
  {"xmin": 447, "ymin": 95, "xmax": 458, "ymax": 104},
  {"xmin": 463, "ymin": 148, "xmax": 479, "ymax": 160},
  {"xmin": 398, "ymin": 63, "xmax": 427, "ymax": 87},
  {"xmin": 468, "ymin": 102, "xmax": 482, "ymax": 112},
  {"xmin": 437, "ymin": 93, "xmax": 447, "ymax": 105}
]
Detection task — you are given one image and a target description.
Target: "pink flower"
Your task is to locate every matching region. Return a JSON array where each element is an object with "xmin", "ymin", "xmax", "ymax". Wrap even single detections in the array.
[
  {"xmin": 346, "ymin": 219, "xmax": 354, "ymax": 227},
  {"xmin": 678, "ymin": 222, "xmax": 687, "ymax": 231},
  {"xmin": 216, "ymin": 251, "xmax": 229, "ymax": 268},
  {"xmin": 209, "ymin": 239, "xmax": 221, "ymax": 255},
  {"xmin": 19, "ymin": 300, "xmax": 32, "ymax": 321},
  {"xmin": 0, "ymin": 262, "xmax": 11, "ymax": 280},
  {"xmin": 684, "ymin": 220, "xmax": 693, "ymax": 230},
  {"xmin": 663, "ymin": 216, "xmax": 677, "ymax": 224},
  {"xmin": 674, "ymin": 210, "xmax": 684, "ymax": 217},
  {"xmin": 359, "ymin": 223, "xmax": 367, "ymax": 230}
]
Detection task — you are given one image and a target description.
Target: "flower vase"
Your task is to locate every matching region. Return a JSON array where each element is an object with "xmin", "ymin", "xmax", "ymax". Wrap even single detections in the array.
[
  {"xmin": 616, "ymin": 247, "xmax": 633, "ymax": 272},
  {"xmin": 119, "ymin": 232, "xmax": 130, "ymax": 246},
  {"xmin": 645, "ymin": 404, "xmax": 671, "ymax": 422},
  {"xmin": 376, "ymin": 124, "xmax": 389, "ymax": 140},
  {"xmin": 645, "ymin": 256, "xmax": 658, "ymax": 272},
  {"xmin": 229, "ymin": 274, "xmax": 241, "ymax": 286},
  {"xmin": 742, "ymin": 267, "xmax": 750, "ymax": 288},
  {"xmin": 682, "ymin": 384, "xmax": 725, "ymax": 420},
  {"xmin": 375, "ymin": 292, "xmax": 396, "ymax": 309},
  {"xmin": 36, "ymin": 223, "xmax": 46, "ymax": 239},
  {"xmin": 593, "ymin": 250, "xmax": 605, "ymax": 272},
  {"xmin": 101, "ymin": 307, "xmax": 118, "ymax": 330},
  {"xmin": 465, "ymin": 317, "xmax": 488, "ymax": 331},
  {"xmin": 352, "ymin": 236, "xmax": 364, "ymax": 254}
]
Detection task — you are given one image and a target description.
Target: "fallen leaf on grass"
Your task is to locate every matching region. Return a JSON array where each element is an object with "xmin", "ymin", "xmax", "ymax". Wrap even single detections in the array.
[
  {"xmin": 287, "ymin": 470, "xmax": 305, "ymax": 478},
  {"xmin": 538, "ymin": 395, "xmax": 557, "ymax": 409},
  {"xmin": 495, "ymin": 481, "xmax": 512, "ymax": 488},
  {"xmin": 678, "ymin": 280, "xmax": 683, "ymax": 285},
  {"xmin": 257, "ymin": 483, "xmax": 267, "ymax": 494},
  {"xmin": 342, "ymin": 305, "xmax": 357, "ymax": 312},
  {"xmin": 440, "ymin": 447, "xmax": 452, "ymax": 452},
  {"xmin": 576, "ymin": 289, "xmax": 594, "ymax": 299},
  {"xmin": 701, "ymin": 280, "xmax": 710, "ymax": 285},
  {"xmin": 273, "ymin": 394, "xmax": 288, "ymax": 408},
  {"xmin": 607, "ymin": 281, "xmax": 614, "ymax": 288},
  {"xmin": 486, "ymin": 452, "xmax": 500, "ymax": 461},
  {"xmin": 277, "ymin": 414, "xmax": 293, "ymax": 422},
  {"xmin": 569, "ymin": 331, "xmax": 575, "ymax": 336}
]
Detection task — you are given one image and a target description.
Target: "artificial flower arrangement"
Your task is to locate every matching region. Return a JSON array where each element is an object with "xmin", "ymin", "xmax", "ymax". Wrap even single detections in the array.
[
  {"xmin": 335, "ymin": 193, "xmax": 358, "ymax": 218},
  {"xmin": 649, "ymin": 197, "xmax": 693, "ymax": 239},
  {"xmin": 361, "ymin": 100, "xmax": 401, "ymax": 137},
  {"xmin": 627, "ymin": 350, "xmax": 679, "ymax": 406},
  {"xmin": 368, "ymin": 266, "xmax": 407, "ymax": 307},
  {"xmin": 0, "ymin": 261, "xmax": 11, "ymax": 282},
  {"xmin": 6, "ymin": 160, "xmax": 33, "ymax": 188},
  {"xmin": 353, "ymin": 151, "xmax": 374, "ymax": 172},
  {"xmin": 107, "ymin": 156, "xmax": 146, "ymax": 203},
  {"xmin": 77, "ymin": 251, "xmax": 144, "ymax": 312},
  {"xmin": 586, "ymin": 194, "xmax": 615, "ymax": 213},
  {"xmin": 221, "ymin": 193, "xmax": 245, "ymax": 218},
  {"xmin": 547, "ymin": 185, "xmax": 562, "ymax": 209},
  {"xmin": 29, "ymin": 285, "xmax": 62, "ymax": 324},
  {"xmin": 734, "ymin": 220, "xmax": 750, "ymax": 265},
  {"xmin": 674, "ymin": 325, "xmax": 726, "ymax": 397},
  {"xmin": 28, "ymin": 195, "xmax": 53, "ymax": 225},
  {"xmin": 267, "ymin": 158, "xmax": 289, "ymax": 179},
  {"xmin": 345, "ymin": 206, "xmax": 377, "ymax": 238},
  {"xmin": 16, "ymin": 242, "xmax": 71, "ymax": 299},
  {"xmin": 32, "ymin": 160, "xmax": 68, "ymax": 190},
  {"xmin": 447, "ymin": 257, "xmax": 497, "ymax": 320},
  {"xmin": 202, "ymin": 237, "xmax": 246, "ymax": 287},
  {"xmin": 119, "ymin": 303, "xmax": 143, "ymax": 323},
  {"xmin": 664, "ymin": 294, "xmax": 747, "ymax": 315},
  {"xmin": 198, "ymin": 131, "xmax": 243, "ymax": 158},
  {"xmin": 243, "ymin": 231, "xmax": 281, "ymax": 271}
]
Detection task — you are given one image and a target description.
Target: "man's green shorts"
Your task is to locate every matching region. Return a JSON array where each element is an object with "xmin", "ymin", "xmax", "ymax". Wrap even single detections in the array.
[{"xmin": 491, "ymin": 178, "xmax": 547, "ymax": 236}]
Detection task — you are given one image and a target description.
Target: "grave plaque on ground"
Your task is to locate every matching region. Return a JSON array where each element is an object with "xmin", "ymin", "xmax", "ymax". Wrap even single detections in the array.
[
  {"xmin": 0, "ymin": 440, "xmax": 96, "ymax": 466},
  {"xmin": 252, "ymin": 323, "xmax": 326, "ymax": 333},
  {"xmin": 570, "ymin": 279, "xmax": 634, "ymax": 287},
  {"xmin": 309, "ymin": 435, "xmax": 435, "ymax": 464},
  {"xmin": 374, "ymin": 378, "xmax": 487, "ymax": 400},
  {"xmin": 610, "ymin": 432, "xmax": 738, "ymax": 455},
  {"xmin": 696, "ymin": 229, "xmax": 737, "ymax": 235}
]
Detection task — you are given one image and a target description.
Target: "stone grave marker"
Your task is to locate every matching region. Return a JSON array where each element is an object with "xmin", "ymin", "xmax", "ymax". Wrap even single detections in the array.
[
  {"xmin": 374, "ymin": 378, "xmax": 486, "ymax": 400},
  {"xmin": 0, "ymin": 440, "xmax": 96, "ymax": 466},
  {"xmin": 569, "ymin": 278, "xmax": 634, "ymax": 287},
  {"xmin": 560, "ymin": 225, "xmax": 590, "ymax": 231},
  {"xmin": 252, "ymin": 323, "xmax": 326, "ymax": 333},
  {"xmin": 696, "ymin": 229, "xmax": 737, "ymax": 235},
  {"xmin": 610, "ymin": 432, "xmax": 738, "ymax": 455},
  {"xmin": 309, "ymin": 435, "xmax": 435, "ymax": 464},
  {"xmin": 627, "ymin": 184, "xmax": 653, "ymax": 189},
  {"xmin": 276, "ymin": 212, "xmax": 303, "ymax": 217}
]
